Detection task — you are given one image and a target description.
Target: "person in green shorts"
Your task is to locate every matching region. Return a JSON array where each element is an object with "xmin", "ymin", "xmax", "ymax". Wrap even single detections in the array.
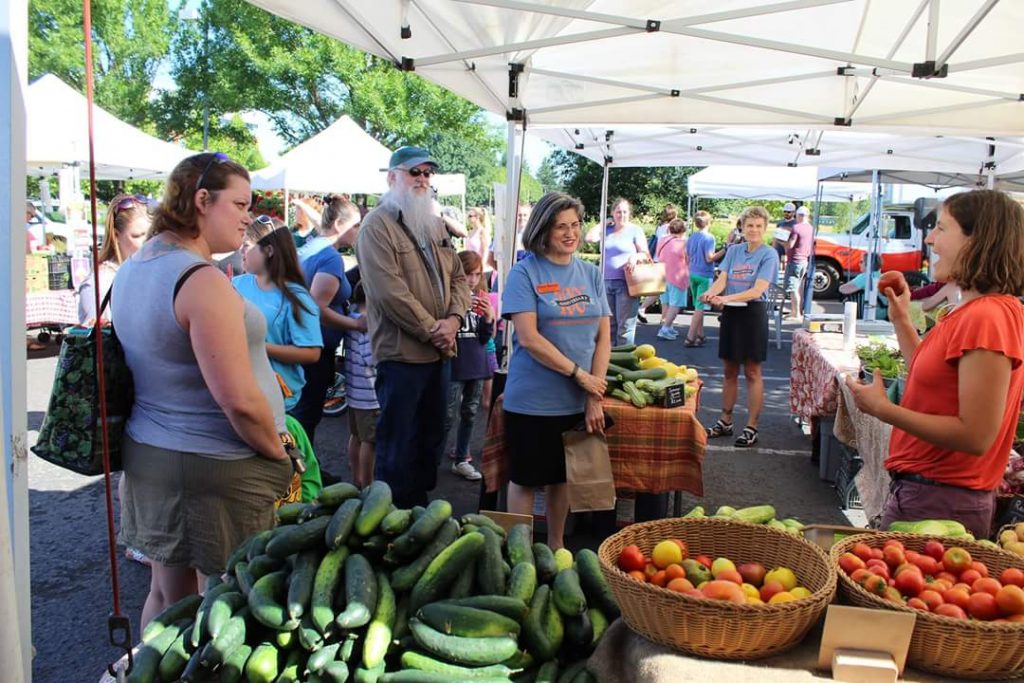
[{"xmin": 685, "ymin": 211, "xmax": 718, "ymax": 347}]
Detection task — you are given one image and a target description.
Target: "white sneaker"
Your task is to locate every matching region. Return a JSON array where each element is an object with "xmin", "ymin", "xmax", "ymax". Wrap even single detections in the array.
[
  {"xmin": 656, "ymin": 327, "xmax": 678, "ymax": 340},
  {"xmin": 452, "ymin": 461, "xmax": 482, "ymax": 481}
]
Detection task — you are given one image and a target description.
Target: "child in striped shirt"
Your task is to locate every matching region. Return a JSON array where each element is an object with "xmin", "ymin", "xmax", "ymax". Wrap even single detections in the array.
[{"xmin": 343, "ymin": 283, "xmax": 379, "ymax": 487}]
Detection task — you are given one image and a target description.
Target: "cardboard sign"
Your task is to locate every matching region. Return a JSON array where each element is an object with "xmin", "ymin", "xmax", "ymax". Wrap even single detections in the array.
[{"xmin": 818, "ymin": 605, "xmax": 915, "ymax": 675}]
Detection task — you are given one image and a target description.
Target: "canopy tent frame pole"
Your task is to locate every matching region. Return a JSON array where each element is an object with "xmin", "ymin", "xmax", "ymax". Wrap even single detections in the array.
[
  {"xmin": 804, "ymin": 180, "xmax": 825, "ymax": 316},
  {"xmin": 598, "ymin": 158, "xmax": 610, "ymax": 272},
  {"xmin": 0, "ymin": 0, "xmax": 31, "ymax": 679},
  {"xmin": 864, "ymin": 169, "xmax": 883, "ymax": 321}
]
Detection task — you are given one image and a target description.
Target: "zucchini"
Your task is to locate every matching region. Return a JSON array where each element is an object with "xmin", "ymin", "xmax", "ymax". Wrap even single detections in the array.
[
  {"xmin": 218, "ymin": 642, "xmax": 251, "ymax": 683},
  {"xmin": 248, "ymin": 570, "xmax": 295, "ymax": 630},
  {"xmin": 410, "ymin": 532, "xmax": 486, "ymax": 613},
  {"xmin": 610, "ymin": 343, "xmax": 636, "ymax": 353},
  {"xmin": 508, "ymin": 562, "xmax": 537, "ymax": 603},
  {"xmin": 523, "ymin": 585, "xmax": 555, "ymax": 662},
  {"xmin": 191, "ymin": 582, "xmax": 234, "ymax": 648},
  {"xmin": 317, "ymin": 481, "xmax": 361, "ymax": 507},
  {"xmin": 733, "ymin": 504, "xmax": 776, "ymax": 525},
  {"xmin": 245, "ymin": 641, "xmax": 279, "ymax": 683},
  {"xmin": 266, "ymin": 515, "xmax": 331, "ymax": 559},
  {"xmin": 311, "ymin": 545, "xmax": 350, "ymax": 635},
  {"xmin": 477, "ymin": 527, "xmax": 507, "ymax": 595},
  {"xmin": 207, "ymin": 592, "xmax": 246, "ymax": 639},
  {"xmin": 336, "ymin": 553, "xmax": 377, "ymax": 629},
  {"xmin": 325, "ymin": 498, "xmax": 363, "ymax": 550},
  {"xmin": 552, "ymin": 569, "xmax": 587, "ymax": 616},
  {"xmin": 362, "ymin": 571, "xmax": 395, "ymax": 668},
  {"xmin": 247, "ymin": 529, "xmax": 275, "ymax": 562},
  {"xmin": 389, "ymin": 499, "xmax": 452, "ymax": 560},
  {"xmin": 419, "ymin": 603, "xmax": 520, "ymax": 638},
  {"xmin": 306, "ymin": 642, "xmax": 341, "ymax": 675},
  {"xmin": 438, "ymin": 595, "xmax": 529, "ymax": 623},
  {"xmin": 459, "ymin": 514, "xmax": 507, "ymax": 538},
  {"xmin": 608, "ymin": 351, "xmax": 640, "ymax": 369},
  {"xmin": 380, "ymin": 673, "xmax": 511, "ymax": 683},
  {"xmin": 605, "ymin": 362, "xmax": 634, "ymax": 377},
  {"xmin": 128, "ymin": 620, "xmax": 184, "ymax": 683},
  {"xmin": 400, "ymin": 650, "xmax": 516, "ymax": 678},
  {"xmin": 575, "ymin": 549, "xmax": 619, "ymax": 619},
  {"xmin": 532, "ymin": 543, "xmax": 558, "ymax": 584},
  {"xmin": 617, "ymin": 367, "xmax": 668, "ymax": 383},
  {"xmin": 409, "ymin": 618, "xmax": 519, "ymax": 666},
  {"xmin": 276, "ymin": 502, "xmax": 307, "ymax": 525},
  {"xmin": 287, "ymin": 549, "xmax": 319, "ymax": 620},
  {"xmin": 355, "ymin": 481, "xmax": 393, "ymax": 536},
  {"xmin": 506, "ymin": 524, "xmax": 534, "ymax": 567},
  {"xmin": 140, "ymin": 593, "xmax": 202, "ymax": 643},
  {"xmin": 391, "ymin": 518, "xmax": 461, "ymax": 592},
  {"xmin": 380, "ymin": 508, "xmax": 414, "ymax": 536}
]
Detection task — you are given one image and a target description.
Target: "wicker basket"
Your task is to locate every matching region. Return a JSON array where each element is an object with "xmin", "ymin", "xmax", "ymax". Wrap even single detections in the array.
[
  {"xmin": 598, "ymin": 517, "xmax": 836, "ymax": 659},
  {"xmin": 831, "ymin": 532, "xmax": 1024, "ymax": 679}
]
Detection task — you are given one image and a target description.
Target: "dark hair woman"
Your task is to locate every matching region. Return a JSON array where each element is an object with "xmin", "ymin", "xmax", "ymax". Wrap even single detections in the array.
[
  {"xmin": 78, "ymin": 194, "xmax": 150, "ymax": 323},
  {"xmin": 111, "ymin": 152, "xmax": 293, "ymax": 627},
  {"xmin": 502, "ymin": 191, "xmax": 611, "ymax": 549},
  {"xmin": 847, "ymin": 190, "xmax": 1024, "ymax": 538}
]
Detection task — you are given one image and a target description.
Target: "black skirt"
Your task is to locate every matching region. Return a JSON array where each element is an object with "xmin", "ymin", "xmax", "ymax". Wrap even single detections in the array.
[
  {"xmin": 505, "ymin": 410, "xmax": 585, "ymax": 487},
  {"xmin": 718, "ymin": 301, "xmax": 769, "ymax": 363}
]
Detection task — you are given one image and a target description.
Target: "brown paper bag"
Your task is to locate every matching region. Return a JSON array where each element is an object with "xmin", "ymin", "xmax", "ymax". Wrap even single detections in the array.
[
  {"xmin": 563, "ymin": 429, "xmax": 616, "ymax": 512},
  {"xmin": 625, "ymin": 261, "xmax": 666, "ymax": 297}
]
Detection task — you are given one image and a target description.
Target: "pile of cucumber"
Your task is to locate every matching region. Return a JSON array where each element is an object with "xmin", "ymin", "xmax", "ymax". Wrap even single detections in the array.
[{"xmin": 128, "ymin": 481, "xmax": 619, "ymax": 683}]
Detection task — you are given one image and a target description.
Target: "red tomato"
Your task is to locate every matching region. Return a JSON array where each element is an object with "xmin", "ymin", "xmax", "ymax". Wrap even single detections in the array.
[
  {"xmin": 695, "ymin": 554, "xmax": 713, "ymax": 570},
  {"xmin": 936, "ymin": 571, "xmax": 959, "ymax": 586},
  {"xmin": 627, "ymin": 570, "xmax": 647, "ymax": 582},
  {"xmin": 618, "ymin": 545, "xmax": 646, "ymax": 572},
  {"xmin": 883, "ymin": 545, "xmax": 906, "ymax": 568},
  {"xmin": 942, "ymin": 547, "xmax": 973, "ymax": 574},
  {"xmin": 850, "ymin": 568, "xmax": 874, "ymax": 585},
  {"xmin": 923, "ymin": 540, "xmax": 946, "ymax": 562},
  {"xmin": 907, "ymin": 597, "xmax": 929, "ymax": 611},
  {"xmin": 651, "ymin": 570, "xmax": 669, "ymax": 587},
  {"xmin": 996, "ymin": 585, "xmax": 1024, "ymax": 616},
  {"xmin": 973, "ymin": 577, "xmax": 1003, "ymax": 597},
  {"xmin": 839, "ymin": 553, "xmax": 866, "ymax": 575},
  {"xmin": 893, "ymin": 562, "xmax": 921, "ymax": 578},
  {"xmin": 870, "ymin": 548, "xmax": 884, "ymax": 561},
  {"xmin": 878, "ymin": 271, "xmax": 907, "ymax": 297},
  {"xmin": 866, "ymin": 560, "xmax": 890, "ymax": 579},
  {"xmin": 968, "ymin": 592, "xmax": 1001, "ymax": 621},
  {"xmin": 910, "ymin": 555, "xmax": 941, "ymax": 576},
  {"xmin": 959, "ymin": 569, "xmax": 982, "ymax": 586},
  {"xmin": 644, "ymin": 563, "xmax": 658, "ymax": 580},
  {"xmin": 852, "ymin": 542, "xmax": 874, "ymax": 562},
  {"xmin": 943, "ymin": 587, "xmax": 971, "ymax": 610},
  {"xmin": 970, "ymin": 561, "xmax": 989, "ymax": 578},
  {"xmin": 1001, "ymin": 568, "xmax": 1024, "ymax": 588},
  {"xmin": 904, "ymin": 550, "xmax": 921, "ymax": 563},
  {"xmin": 919, "ymin": 589, "xmax": 945, "ymax": 611},
  {"xmin": 895, "ymin": 569, "xmax": 926, "ymax": 597},
  {"xmin": 883, "ymin": 586, "xmax": 904, "ymax": 603},
  {"xmin": 759, "ymin": 580, "xmax": 786, "ymax": 602},
  {"xmin": 934, "ymin": 603, "xmax": 968, "ymax": 620},
  {"xmin": 927, "ymin": 578, "xmax": 952, "ymax": 594},
  {"xmin": 862, "ymin": 575, "xmax": 888, "ymax": 596}
]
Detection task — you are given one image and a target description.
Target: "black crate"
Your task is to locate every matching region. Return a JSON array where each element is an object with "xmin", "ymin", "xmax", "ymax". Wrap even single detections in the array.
[
  {"xmin": 46, "ymin": 254, "xmax": 71, "ymax": 290},
  {"xmin": 834, "ymin": 444, "xmax": 863, "ymax": 510}
]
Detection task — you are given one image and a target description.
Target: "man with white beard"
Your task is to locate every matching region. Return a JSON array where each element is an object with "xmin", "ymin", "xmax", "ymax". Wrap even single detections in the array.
[{"xmin": 357, "ymin": 146, "xmax": 472, "ymax": 507}]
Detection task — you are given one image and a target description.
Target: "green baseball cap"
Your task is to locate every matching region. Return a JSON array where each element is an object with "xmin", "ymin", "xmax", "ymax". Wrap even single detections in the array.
[{"xmin": 387, "ymin": 145, "xmax": 438, "ymax": 170}]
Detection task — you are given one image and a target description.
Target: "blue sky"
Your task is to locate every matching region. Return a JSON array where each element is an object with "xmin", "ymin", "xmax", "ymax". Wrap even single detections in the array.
[{"xmin": 167, "ymin": 0, "xmax": 551, "ymax": 170}]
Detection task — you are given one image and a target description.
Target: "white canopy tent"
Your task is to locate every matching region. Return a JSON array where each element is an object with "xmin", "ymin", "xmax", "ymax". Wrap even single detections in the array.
[
  {"xmin": 687, "ymin": 166, "xmax": 865, "ymax": 201},
  {"xmin": 27, "ymin": 74, "xmax": 193, "ymax": 180},
  {"xmin": 250, "ymin": 115, "xmax": 391, "ymax": 195}
]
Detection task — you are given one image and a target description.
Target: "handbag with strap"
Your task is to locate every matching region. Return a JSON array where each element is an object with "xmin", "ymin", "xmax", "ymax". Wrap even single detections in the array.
[
  {"xmin": 625, "ymin": 259, "xmax": 667, "ymax": 297},
  {"xmin": 31, "ymin": 289, "xmax": 134, "ymax": 475}
]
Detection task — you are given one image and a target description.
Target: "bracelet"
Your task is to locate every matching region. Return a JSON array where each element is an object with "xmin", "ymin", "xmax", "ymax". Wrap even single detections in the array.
[{"xmin": 569, "ymin": 363, "xmax": 580, "ymax": 379}]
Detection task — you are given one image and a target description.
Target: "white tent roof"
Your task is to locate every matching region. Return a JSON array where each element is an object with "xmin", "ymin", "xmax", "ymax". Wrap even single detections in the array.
[
  {"xmin": 687, "ymin": 165, "xmax": 865, "ymax": 201},
  {"xmin": 244, "ymin": 0, "xmax": 1024, "ymax": 135},
  {"xmin": 250, "ymin": 115, "xmax": 391, "ymax": 194},
  {"xmin": 26, "ymin": 74, "xmax": 193, "ymax": 180}
]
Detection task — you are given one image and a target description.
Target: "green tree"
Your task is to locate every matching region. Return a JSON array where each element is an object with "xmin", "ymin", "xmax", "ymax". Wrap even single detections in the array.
[
  {"xmin": 536, "ymin": 154, "xmax": 562, "ymax": 194},
  {"xmin": 29, "ymin": 0, "xmax": 174, "ymax": 127}
]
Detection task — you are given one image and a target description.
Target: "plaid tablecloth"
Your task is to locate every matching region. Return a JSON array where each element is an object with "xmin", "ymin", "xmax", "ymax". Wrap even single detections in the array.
[
  {"xmin": 789, "ymin": 329, "xmax": 861, "ymax": 420},
  {"xmin": 25, "ymin": 290, "xmax": 78, "ymax": 327},
  {"xmin": 481, "ymin": 386, "xmax": 706, "ymax": 497}
]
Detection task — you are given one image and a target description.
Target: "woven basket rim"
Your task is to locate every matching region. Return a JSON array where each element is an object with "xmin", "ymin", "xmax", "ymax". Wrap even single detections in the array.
[
  {"xmin": 831, "ymin": 531, "xmax": 1024, "ymax": 632},
  {"xmin": 599, "ymin": 517, "xmax": 837, "ymax": 613}
]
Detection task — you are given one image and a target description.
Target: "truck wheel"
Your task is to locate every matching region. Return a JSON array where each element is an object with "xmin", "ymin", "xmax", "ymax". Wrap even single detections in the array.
[{"xmin": 813, "ymin": 261, "xmax": 841, "ymax": 299}]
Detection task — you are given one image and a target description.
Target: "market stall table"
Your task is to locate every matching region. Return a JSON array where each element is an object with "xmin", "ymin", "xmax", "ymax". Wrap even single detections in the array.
[
  {"xmin": 789, "ymin": 329, "xmax": 861, "ymax": 422},
  {"xmin": 25, "ymin": 289, "xmax": 78, "ymax": 330},
  {"xmin": 481, "ymin": 389, "xmax": 706, "ymax": 516}
]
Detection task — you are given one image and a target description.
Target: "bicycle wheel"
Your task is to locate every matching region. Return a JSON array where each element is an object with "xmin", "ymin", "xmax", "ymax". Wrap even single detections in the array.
[{"xmin": 322, "ymin": 371, "xmax": 348, "ymax": 416}]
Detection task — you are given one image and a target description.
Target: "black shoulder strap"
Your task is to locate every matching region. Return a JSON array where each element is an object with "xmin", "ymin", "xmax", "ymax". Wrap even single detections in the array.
[
  {"xmin": 173, "ymin": 262, "xmax": 213, "ymax": 303},
  {"xmin": 99, "ymin": 285, "xmax": 114, "ymax": 318}
]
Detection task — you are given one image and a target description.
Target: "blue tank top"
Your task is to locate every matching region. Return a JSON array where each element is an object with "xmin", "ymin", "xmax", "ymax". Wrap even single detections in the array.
[{"xmin": 111, "ymin": 237, "xmax": 286, "ymax": 459}]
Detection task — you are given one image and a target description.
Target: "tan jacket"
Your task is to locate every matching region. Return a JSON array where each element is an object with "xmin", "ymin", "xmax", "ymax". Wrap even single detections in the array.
[{"xmin": 356, "ymin": 203, "xmax": 472, "ymax": 364}]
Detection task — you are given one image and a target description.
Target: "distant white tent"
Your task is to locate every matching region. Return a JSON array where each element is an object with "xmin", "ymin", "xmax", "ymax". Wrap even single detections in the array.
[
  {"xmin": 26, "ymin": 74, "xmax": 193, "ymax": 180},
  {"xmin": 250, "ymin": 116, "xmax": 391, "ymax": 195},
  {"xmin": 687, "ymin": 166, "xmax": 865, "ymax": 202}
]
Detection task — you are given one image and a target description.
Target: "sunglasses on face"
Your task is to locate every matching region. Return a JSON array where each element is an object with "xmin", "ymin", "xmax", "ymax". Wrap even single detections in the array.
[
  {"xmin": 196, "ymin": 152, "xmax": 231, "ymax": 191},
  {"xmin": 403, "ymin": 167, "xmax": 436, "ymax": 178}
]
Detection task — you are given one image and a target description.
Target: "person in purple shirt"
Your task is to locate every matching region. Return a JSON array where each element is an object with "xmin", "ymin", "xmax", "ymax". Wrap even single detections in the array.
[
  {"xmin": 601, "ymin": 198, "xmax": 650, "ymax": 345},
  {"xmin": 786, "ymin": 206, "xmax": 815, "ymax": 321},
  {"xmin": 700, "ymin": 206, "xmax": 780, "ymax": 448}
]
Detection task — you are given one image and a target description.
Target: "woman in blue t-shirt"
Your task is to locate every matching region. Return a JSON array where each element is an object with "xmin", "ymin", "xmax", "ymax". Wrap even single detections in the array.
[
  {"xmin": 291, "ymin": 195, "xmax": 365, "ymax": 444},
  {"xmin": 699, "ymin": 206, "xmax": 780, "ymax": 447},
  {"xmin": 502, "ymin": 192, "xmax": 612, "ymax": 550}
]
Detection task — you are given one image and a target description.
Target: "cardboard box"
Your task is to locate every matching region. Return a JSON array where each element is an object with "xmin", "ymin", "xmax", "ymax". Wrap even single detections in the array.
[
  {"xmin": 26, "ymin": 254, "xmax": 48, "ymax": 293},
  {"xmin": 801, "ymin": 524, "xmax": 880, "ymax": 551},
  {"xmin": 479, "ymin": 510, "xmax": 533, "ymax": 535}
]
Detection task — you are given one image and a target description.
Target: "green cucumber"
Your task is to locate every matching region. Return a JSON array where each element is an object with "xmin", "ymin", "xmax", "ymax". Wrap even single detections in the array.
[
  {"xmin": 353, "ymin": 663, "xmax": 385, "ymax": 683},
  {"xmin": 247, "ymin": 529, "xmax": 275, "ymax": 562},
  {"xmin": 336, "ymin": 553, "xmax": 377, "ymax": 629},
  {"xmin": 298, "ymin": 503, "xmax": 335, "ymax": 523},
  {"xmin": 380, "ymin": 508, "xmax": 414, "ymax": 536},
  {"xmin": 532, "ymin": 543, "xmax": 558, "ymax": 584},
  {"xmin": 409, "ymin": 618, "xmax": 518, "ymax": 666},
  {"xmin": 296, "ymin": 614, "xmax": 324, "ymax": 652},
  {"xmin": 306, "ymin": 642, "xmax": 341, "ymax": 675},
  {"xmin": 542, "ymin": 594, "xmax": 564, "ymax": 656},
  {"xmin": 588, "ymin": 607, "xmax": 608, "ymax": 645},
  {"xmin": 380, "ymin": 672, "xmax": 511, "ymax": 683},
  {"xmin": 449, "ymin": 557, "xmax": 477, "ymax": 599},
  {"xmin": 362, "ymin": 571, "xmax": 395, "ymax": 668},
  {"xmin": 275, "ymin": 629, "xmax": 295, "ymax": 649},
  {"xmin": 564, "ymin": 610, "xmax": 593, "ymax": 648},
  {"xmin": 248, "ymin": 553, "xmax": 287, "ymax": 579},
  {"xmin": 400, "ymin": 650, "xmax": 517, "ymax": 678},
  {"xmin": 128, "ymin": 620, "xmax": 184, "ymax": 683},
  {"xmin": 393, "ymin": 595, "xmax": 411, "ymax": 640},
  {"xmin": 410, "ymin": 532, "xmax": 486, "ymax": 613},
  {"xmin": 274, "ymin": 648, "xmax": 305, "ymax": 683},
  {"xmin": 459, "ymin": 514, "xmax": 507, "ymax": 538},
  {"xmin": 439, "ymin": 595, "xmax": 529, "ymax": 623},
  {"xmin": 389, "ymin": 499, "xmax": 452, "ymax": 560},
  {"xmin": 339, "ymin": 633, "xmax": 358, "ymax": 662},
  {"xmin": 462, "ymin": 524, "xmax": 480, "ymax": 535},
  {"xmin": 179, "ymin": 648, "xmax": 207, "ymax": 683},
  {"xmin": 362, "ymin": 534, "xmax": 389, "ymax": 559},
  {"xmin": 202, "ymin": 610, "xmax": 247, "ymax": 667},
  {"xmin": 507, "ymin": 525, "xmax": 534, "ymax": 567},
  {"xmin": 235, "ymin": 562, "xmax": 257, "ymax": 596},
  {"xmin": 287, "ymin": 549, "xmax": 319, "ymax": 620},
  {"xmin": 554, "ymin": 549, "xmax": 574, "ymax": 572},
  {"xmin": 355, "ymin": 481, "xmax": 393, "ymax": 536},
  {"xmin": 556, "ymin": 661, "xmax": 587, "ymax": 683},
  {"xmin": 226, "ymin": 535, "xmax": 255, "ymax": 574},
  {"xmin": 311, "ymin": 545, "xmax": 350, "ymax": 635},
  {"xmin": 535, "ymin": 661, "xmax": 559, "ymax": 683},
  {"xmin": 390, "ymin": 518, "xmax": 460, "ymax": 592},
  {"xmin": 248, "ymin": 570, "xmax": 295, "ymax": 629},
  {"xmin": 207, "ymin": 592, "xmax": 246, "ymax": 639},
  {"xmin": 325, "ymin": 497, "xmax": 363, "ymax": 550},
  {"xmin": 265, "ymin": 515, "xmax": 332, "ymax": 559},
  {"xmin": 508, "ymin": 562, "xmax": 537, "ymax": 603},
  {"xmin": 523, "ymin": 586, "xmax": 556, "ymax": 662},
  {"xmin": 321, "ymin": 661, "xmax": 351, "ymax": 683},
  {"xmin": 218, "ymin": 642, "xmax": 251, "ymax": 683},
  {"xmin": 245, "ymin": 641, "xmax": 279, "ymax": 683},
  {"xmin": 140, "ymin": 593, "xmax": 202, "ymax": 643},
  {"xmin": 192, "ymin": 582, "xmax": 234, "ymax": 648},
  {"xmin": 419, "ymin": 603, "xmax": 520, "ymax": 638},
  {"xmin": 158, "ymin": 622, "xmax": 194, "ymax": 681},
  {"xmin": 276, "ymin": 502, "xmax": 307, "ymax": 525},
  {"xmin": 552, "ymin": 569, "xmax": 587, "ymax": 616},
  {"xmin": 575, "ymin": 549, "xmax": 619, "ymax": 619},
  {"xmin": 317, "ymin": 481, "xmax": 361, "ymax": 507}
]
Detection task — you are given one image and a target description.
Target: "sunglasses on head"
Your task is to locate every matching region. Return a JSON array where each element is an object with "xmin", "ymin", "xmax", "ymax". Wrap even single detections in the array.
[
  {"xmin": 253, "ymin": 214, "xmax": 274, "ymax": 226},
  {"xmin": 196, "ymin": 152, "xmax": 231, "ymax": 191},
  {"xmin": 113, "ymin": 194, "xmax": 147, "ymax": 216},
  {"xmin": 403, "ymin": 167, "xmax": 436, "ymax": 178}
]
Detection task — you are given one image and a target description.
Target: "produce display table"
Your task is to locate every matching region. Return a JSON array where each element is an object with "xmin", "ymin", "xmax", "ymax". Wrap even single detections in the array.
[
  {"xmin": 588, "ymin": 619, "xmax": 952, "ymax": 682},
  {"xmin": 25, "ymin": 289, "xmax": 78, "ymax": 328},
  {"xmin": 834, "ymin": 379, "xmax": 893, "ymax": 522},
  {"xmin": 481, "ymin": 390, "xmax": 707, "ymax": 503},
  {"xmin": 789, "ymin": 329, "xmax": 861, "ymax": 421}
]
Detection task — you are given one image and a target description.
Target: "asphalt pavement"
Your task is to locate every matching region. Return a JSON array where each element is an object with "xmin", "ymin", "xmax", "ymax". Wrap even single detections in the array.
[{"xmin": 23, "ymin": 300, "xmax": 852, "ymax": 681}]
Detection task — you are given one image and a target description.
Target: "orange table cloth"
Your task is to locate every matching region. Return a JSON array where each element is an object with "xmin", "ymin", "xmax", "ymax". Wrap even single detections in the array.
[{"xmin": 481, "ymin": 386, "xmax": 707, "ymax": 497}]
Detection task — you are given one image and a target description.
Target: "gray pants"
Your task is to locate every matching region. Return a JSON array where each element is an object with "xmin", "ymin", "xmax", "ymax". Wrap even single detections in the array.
[{"xmin": 605, "ymin": 279, "xmax": 639, "ymax": 346}]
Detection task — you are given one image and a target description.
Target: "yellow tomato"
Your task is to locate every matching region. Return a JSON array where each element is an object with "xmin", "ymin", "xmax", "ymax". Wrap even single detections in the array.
[
  {"xmin": 790, "ymin": 586, "xmax": 813, "ymax": 600},
  {"xmin": 769, "ymin": 591, "xmax": 797, "ymax": 604},
  {"xmin": 651, "ymin": 540, "xmax": 683, "ymax": 569},
  {"xmin": 740, "ymin": 583, "xmax": 760, "ymax": 600}
]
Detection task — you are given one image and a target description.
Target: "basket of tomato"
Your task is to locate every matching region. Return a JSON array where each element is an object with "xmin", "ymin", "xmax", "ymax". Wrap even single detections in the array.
[
  {"xmin": 832, "ymin": 533, "xmax": 1024, "ymax": 679},
  {"xmin": 598, "ymin": 517, "xmax": 836, "ymax": 659}
]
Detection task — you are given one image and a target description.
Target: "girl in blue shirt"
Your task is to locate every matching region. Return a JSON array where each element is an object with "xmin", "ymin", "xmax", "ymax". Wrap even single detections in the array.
[{"xmin": 700, "ymin": 206, "xmax": 780, "ymax": 447}]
